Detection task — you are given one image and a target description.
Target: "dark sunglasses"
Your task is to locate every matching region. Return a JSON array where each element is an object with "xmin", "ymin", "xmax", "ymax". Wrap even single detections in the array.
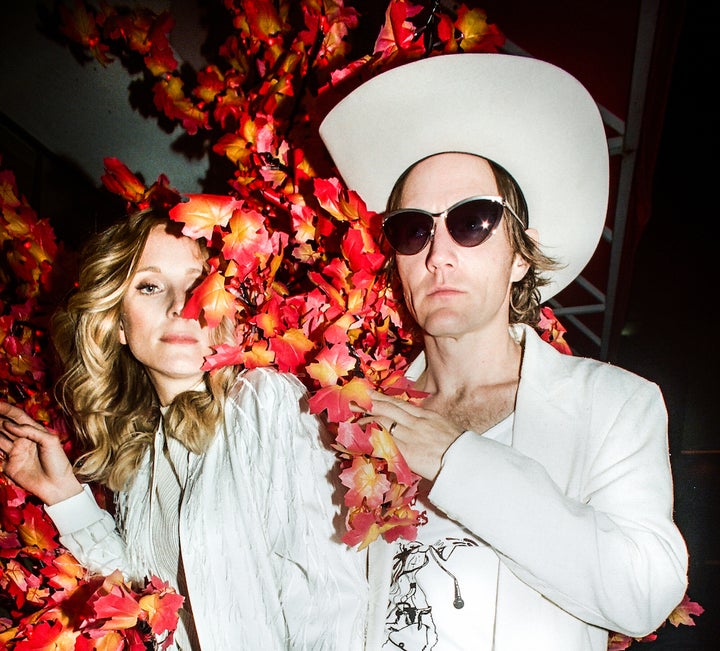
[{"xmin": 382, "ymin": 195, "xmax": 523, "ymax": 256}]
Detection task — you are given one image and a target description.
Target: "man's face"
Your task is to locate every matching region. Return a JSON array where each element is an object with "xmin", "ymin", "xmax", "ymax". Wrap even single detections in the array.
[{"xmin": 394, "ymin": 153, "xmax": 530, "ymax": 341}]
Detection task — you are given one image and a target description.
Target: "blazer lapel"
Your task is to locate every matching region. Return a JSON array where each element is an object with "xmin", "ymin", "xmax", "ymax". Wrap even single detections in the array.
[{"xmin": 512, "ymin": 324, "xmax": 586, "ymax": 491}]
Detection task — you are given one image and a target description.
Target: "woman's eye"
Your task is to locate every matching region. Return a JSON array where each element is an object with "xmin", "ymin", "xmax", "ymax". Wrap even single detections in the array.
[{"xmin": 137, "ymin": 282, "xmax": 161, "ymax": 295}]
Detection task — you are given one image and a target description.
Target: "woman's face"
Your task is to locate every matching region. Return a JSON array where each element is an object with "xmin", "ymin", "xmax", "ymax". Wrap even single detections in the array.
[{"xmin": 119, "ymin": 224, "xmax": 213, "ymax": 405}]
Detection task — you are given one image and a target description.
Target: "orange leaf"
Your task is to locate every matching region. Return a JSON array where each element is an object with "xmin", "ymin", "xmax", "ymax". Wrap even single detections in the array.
[
  {"xmin": 369, "ymin": 424, "xmax": 415, "ymax": 486},
  {"xmin": 139, "ymin": 588, "xmax": 184, "ymax": 635},
  {"xmin": 17, "ymin": 502, "xmax": 59, "ymax": 550},
  {"xmin": 169, "ymin": 194, "xmax": 242, "ymax": 240},
  {"xmin": 48, "ymin": 552, "xmax": 86, "ymax": 591},
  {"xmin": 183, "ymin": 270, "xmax": 236, "ymax": 328},
  {"xmin": 342, "ymin": 510, "xmax": 382, "ymax": 549},
  {"xmin": 340, "ymin": 456, "xmax": 391, "ymax": 509},
  {"xmin": 101, "ymin": 157, "xmax": 146, "ymax": 203},
  {"xmin": 269, "ymin": 328, "xmax": 315, "ymax": 373},
  {"xmin": 89, "ymin": 631, "xmax": 126, "ymax": 651},
  {"xmin": 306, "ymin": 344, "xmax": 357, "ymax": 386},
  {"xmin": 222, "ymin": 207, "xmax": 273, "ymax": 272}
]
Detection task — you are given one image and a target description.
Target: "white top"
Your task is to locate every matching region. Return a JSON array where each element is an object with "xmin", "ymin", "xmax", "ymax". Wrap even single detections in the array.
[
  {"xmin": 383, "ymin": 416, "xmax": 512, "ymax": 650},
  {"xmin": 153, "ymin": 423, "xmax": 199, "ymax": 649}
]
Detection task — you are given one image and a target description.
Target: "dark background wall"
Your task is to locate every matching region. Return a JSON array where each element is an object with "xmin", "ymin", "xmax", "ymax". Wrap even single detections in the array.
[{"xmin": 613, "ymin": 0, "xmax": 719, "ymax": 647}]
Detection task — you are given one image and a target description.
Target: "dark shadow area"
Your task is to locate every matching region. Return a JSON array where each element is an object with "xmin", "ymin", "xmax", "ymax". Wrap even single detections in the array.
[{"xmin": 615, "ymin": 0, "xmax": 719, "ymax": 647}]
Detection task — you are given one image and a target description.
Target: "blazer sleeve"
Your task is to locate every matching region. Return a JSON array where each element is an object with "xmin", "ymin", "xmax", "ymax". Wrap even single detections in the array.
[
  {"xmin": 428, "ymin": 377, "xmax": 688, "ymax": 638},
  {"xmin": 45, "ymin": 483, "xmax": 134, "ymax": 579}
]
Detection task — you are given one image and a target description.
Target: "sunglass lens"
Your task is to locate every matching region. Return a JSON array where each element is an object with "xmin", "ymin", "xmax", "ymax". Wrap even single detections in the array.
[
  {"xmin": 446, "ymin": 200, "xmax": 504, "ymax": 247},
  {"xmin": 383, "ymin": 212, "xmax": 434, "ymax": 255}
]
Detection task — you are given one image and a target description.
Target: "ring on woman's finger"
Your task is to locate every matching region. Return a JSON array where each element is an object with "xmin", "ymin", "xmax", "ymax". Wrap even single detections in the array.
[{"xmin": 388, "ymin": 421, "xmax": 397, "ymax": 435}]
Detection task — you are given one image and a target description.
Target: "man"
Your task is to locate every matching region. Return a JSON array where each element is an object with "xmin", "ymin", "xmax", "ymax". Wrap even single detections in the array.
[{"xmin": 320, "ymin": 54, "xmax": 687, "ymax": 650}]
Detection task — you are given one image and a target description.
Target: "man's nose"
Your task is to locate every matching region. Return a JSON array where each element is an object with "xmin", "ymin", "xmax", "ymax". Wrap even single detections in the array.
[{"xmin": 425, "ymin": 218, "xmax": 457, "ymax": 270}]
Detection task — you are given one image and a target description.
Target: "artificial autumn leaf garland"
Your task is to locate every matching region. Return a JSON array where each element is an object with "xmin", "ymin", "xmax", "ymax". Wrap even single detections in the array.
[
  {"xmin": 0, "ymin": 0, "xmax": 703, "ymax": 648},
  {"xmin": 0, "ymin": 162, "xmax": 184, "ymax": 649}
]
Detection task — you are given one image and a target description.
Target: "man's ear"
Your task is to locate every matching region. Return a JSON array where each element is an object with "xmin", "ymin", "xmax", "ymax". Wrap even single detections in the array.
[{"xmin": 510, "ymin": 227, "xmax": 538, "ymax": 283}]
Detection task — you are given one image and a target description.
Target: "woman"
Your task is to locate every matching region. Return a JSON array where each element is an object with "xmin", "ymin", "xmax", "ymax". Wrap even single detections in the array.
[{"xmin": 0, "ymin": 210, "xmax": 367, "ymax": 649}]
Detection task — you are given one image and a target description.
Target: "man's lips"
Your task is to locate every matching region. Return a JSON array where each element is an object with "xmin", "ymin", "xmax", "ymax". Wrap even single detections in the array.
[{"xmin": 426, "ymin": 286, "xmax": 463, "ymax": 297}]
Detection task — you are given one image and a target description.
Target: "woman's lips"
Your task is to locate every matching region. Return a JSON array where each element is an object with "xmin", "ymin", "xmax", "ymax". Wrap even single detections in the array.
[{"xmin": 160, "ymin": 334, "xmax": 198, "ymax": 344}]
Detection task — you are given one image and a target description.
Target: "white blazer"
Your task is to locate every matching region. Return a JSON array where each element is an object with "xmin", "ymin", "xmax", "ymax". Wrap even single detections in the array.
[
  {"xmin": 365, "ymin": 325, "xmax": 688, "ymax": 650},
  {"xmin": 47, "ymin": 368, "xmax": 368, "ymax": 650}
]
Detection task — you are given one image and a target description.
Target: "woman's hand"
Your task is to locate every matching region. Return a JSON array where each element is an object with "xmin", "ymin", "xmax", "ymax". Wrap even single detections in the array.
[
  {"xmin": 354, "ymin": 390, "xmax": 464, "ymax": 481},
  {"xmin": 0, "ymin": 401, "xmax": 83, "ymax": 505}
]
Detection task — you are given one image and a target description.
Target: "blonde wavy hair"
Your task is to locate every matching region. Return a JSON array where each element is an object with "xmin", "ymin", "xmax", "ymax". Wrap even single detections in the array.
[
  {"xmin": 51, "ymin": 209, "xmax": 237, "ymax": 491},
  {"xmin": 386, "ymin": 153, "xmax": 560, "ymax": 326}
]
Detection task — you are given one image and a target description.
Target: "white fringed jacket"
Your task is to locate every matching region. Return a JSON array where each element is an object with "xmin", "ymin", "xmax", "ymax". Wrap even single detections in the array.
[
  {"xmin": 46, "ymin": 368, "xmax": 368, "ymax": 650},
  {"xmin": 365, "ymin": 325, "xmax": 688, "ymax": 650}
]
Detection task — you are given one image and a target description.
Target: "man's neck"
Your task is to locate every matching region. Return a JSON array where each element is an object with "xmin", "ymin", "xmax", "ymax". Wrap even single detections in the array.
[{"xmin": 418, "ymin": 324, "xmax": 523, "ymax": 397}]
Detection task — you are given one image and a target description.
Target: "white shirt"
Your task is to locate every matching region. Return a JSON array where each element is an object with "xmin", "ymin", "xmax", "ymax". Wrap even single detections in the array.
[{"xmin": 384, "ymin": 415, "xmax": 512, "ymax": 650}]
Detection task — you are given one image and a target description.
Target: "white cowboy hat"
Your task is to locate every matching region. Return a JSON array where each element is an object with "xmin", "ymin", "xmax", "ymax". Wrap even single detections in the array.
[{"xmin": 319, "ymin": 53, "xmax": 609, "ymax": 301}]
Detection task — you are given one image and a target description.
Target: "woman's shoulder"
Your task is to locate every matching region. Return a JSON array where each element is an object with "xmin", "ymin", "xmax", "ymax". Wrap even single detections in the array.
[
  {"xmin": 220, "ymin": 368, "xmax": 329, "ymax": 455},
  {"xmin": 224, "ymin": 368, "xmax": 311, "ymax": 420},
  {"xmin": 228, "ymin": 367, "xmax": 307, "ymax": 398}
]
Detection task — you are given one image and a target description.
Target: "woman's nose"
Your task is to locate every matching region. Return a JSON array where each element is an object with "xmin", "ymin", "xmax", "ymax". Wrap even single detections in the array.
[{"xmin": 167, "ymin": 288, "xmax": 186, "ymax": 317}]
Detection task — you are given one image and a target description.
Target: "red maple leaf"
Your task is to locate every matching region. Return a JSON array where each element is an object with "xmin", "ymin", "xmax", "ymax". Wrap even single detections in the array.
[
  {"xmin": 334, "ymin": 420, "xmax": 373, "ymax": 456},
  {"xmin": 668, "ymin": 593, "xmax": 705, "ymax": 627},
  {"xmin": 17, "ymin": 502, "xmax": 60, "ymax": 551},
  {"xmin": 58, "ymin": 0, "xmax": 112, "ymax": 65},
  {"xmin": 268, "ymin": 328, "xmax": 315, "ymax": 373},
  {"xmin": 152, "ymin": 77, "xmax": 209, "ymax": 135},
  {"xmin": 341, "ymin": 510, "xmax": 383, "ymax": 549},
  {"xmin": 309, "ymin": 377, "xmax": 373, "ymax": 422},
  {"xmin": 341, "ymin": 227, "xmax": 386, "ymax": 273},
  {"xmin": 378, "ymin": 505, "xmax": 423, "ymax": 543},
  {"xmin": 222, "ymin": 207, "xmax": 274, "ymax": 273},
  {"xmin": 92, "ymin": 591, "xmax": 141, "ymax": 630},
  {"xmin": 373, "ymin": 0, "xmax": 425, "ymax": 56},
  {"xmin": 144, "ymin": 12, "xmax": 178, "ymax": 76},
  {"xmin": 537, "ymin": 306, "xmax": 573, "ymax": 355},
  {"xmin": 139, "ymin": 577, "xmax": 184, "ymax": 635}
]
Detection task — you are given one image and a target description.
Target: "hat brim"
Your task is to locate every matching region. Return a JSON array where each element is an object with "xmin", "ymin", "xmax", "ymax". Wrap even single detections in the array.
[{"xmin": 319, "ymin": 53, "xmax": 609, "ymax": 301}]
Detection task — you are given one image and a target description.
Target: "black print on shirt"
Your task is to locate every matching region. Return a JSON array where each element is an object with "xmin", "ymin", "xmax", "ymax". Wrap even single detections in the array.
[{"xmin": 383, "ymin": 537, "xmax": 478, "ymax": 650}]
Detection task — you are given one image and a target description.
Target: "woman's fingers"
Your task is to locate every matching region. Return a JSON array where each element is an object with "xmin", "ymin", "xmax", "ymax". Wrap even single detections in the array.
[
  {"xmin": 0, "ymin": 401, "xmax": 43, "ymax": 427},
  {"xmin": 0, "ymin": 402, "xmax": 82, "ymax": 505}
]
